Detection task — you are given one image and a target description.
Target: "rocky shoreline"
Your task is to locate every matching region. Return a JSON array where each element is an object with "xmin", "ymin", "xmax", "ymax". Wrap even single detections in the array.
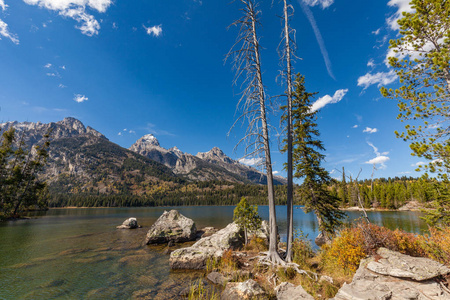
[{"xmin": 117, "ymin": 209, "xmax": 450, "ymax": 299}]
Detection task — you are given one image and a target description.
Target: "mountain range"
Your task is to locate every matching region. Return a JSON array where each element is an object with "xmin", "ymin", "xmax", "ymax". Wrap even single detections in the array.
[{"xmin": 0, "ymin": 117, "xmax": 286, "ymax": 196}]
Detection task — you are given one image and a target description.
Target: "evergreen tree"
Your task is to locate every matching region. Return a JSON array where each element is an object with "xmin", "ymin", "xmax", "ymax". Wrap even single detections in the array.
[
  {"xmin": 0, "ymin": 128, "xmax": 50, "ymax": 219},
  {"xmin": 233, "ymin": 197, "xmax": 261, "ymax": 245},
  {"xmin": 288, "ymin": 74, "xmax": 344, "ymax": 242}
]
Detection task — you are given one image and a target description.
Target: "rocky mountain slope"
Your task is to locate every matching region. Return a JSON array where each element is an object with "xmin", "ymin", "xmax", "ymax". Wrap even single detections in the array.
[
  {"xmin": 0, "ymin": 118, "xmax": 286, "ymax": 196},
  {"xmin": 0, "ymin": 118, "xmax": 179, "ymax": 195},
  {"xmin": 129, "ymin": 134, "xmax": 286, "ymax": 185}
]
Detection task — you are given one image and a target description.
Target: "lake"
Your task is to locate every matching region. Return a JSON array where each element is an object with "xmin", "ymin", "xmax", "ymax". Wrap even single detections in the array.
[{"xmin": 0, "ymin": 206, "xmax": 427, "ymax": 299}]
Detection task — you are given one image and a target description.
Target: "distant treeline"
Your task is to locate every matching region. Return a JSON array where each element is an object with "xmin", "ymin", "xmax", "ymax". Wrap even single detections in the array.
[
  {"xmin": 47, "ymin": 176, "xmax": 447, "ymax": 209},
  {"xmin": 329, "ymin": 176, "xmax": 445, "ymax": 210}
]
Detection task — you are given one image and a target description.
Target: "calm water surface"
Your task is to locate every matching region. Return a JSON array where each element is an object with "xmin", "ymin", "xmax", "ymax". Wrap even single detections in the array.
[{"xmin": 0, "ymin": 206, "xmax": 427, "ymax": 299}]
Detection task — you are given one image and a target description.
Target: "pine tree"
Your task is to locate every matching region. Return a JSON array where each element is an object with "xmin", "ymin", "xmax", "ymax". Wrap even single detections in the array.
[
  {"xmin": 233, "ymin": 197, "xmax": 262, "ymax": 245},
  {"xmin": 287, "ymin": 74, "xmax": 344, "ymax": 243}
]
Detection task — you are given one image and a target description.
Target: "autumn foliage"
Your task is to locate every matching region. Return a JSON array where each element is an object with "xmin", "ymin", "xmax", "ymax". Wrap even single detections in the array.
[{"xmin": 321, "ymin": 222, "xmax": 450, "ymax": 275}]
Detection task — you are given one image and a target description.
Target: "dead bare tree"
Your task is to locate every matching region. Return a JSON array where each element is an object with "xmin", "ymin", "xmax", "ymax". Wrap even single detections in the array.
[
  {"xmin": 336, "ymin": 167, "xmax": 370, "ymax": 223},
  {"xmin": 227, "ymin": 0, "xmax": 282, "ymax": 264},
  {"xmin": 278, "ymin": 0, "xmax": 296, "ymax": 263}
]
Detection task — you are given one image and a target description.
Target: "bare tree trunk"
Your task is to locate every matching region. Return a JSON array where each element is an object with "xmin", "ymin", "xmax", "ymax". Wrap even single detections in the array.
[
  {"xmin": 282, "ymin": 0, "xmax": 294, "ymax": 263},
  {"xmin": 249, "ymin": 10, "xmax": 280, "ymax": 263}
]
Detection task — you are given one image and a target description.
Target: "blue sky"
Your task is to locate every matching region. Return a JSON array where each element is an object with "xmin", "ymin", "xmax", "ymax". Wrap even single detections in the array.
[{"xmin": 0, "ymin": 0, "xmax": 425, "ymax": 180}]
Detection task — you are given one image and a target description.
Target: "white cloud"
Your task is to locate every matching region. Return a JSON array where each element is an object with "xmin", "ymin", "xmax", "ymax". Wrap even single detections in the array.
[
  {"xmin": 239, "ymin": 157, "xmax": 263, "ymax": 166},
  {"xmin": 273, "ymin": 171, "xmax": 280, "ymax": 175},
  {"xmin": 357, "ymin": 70, "xmax": 397, "ymax": 89},
  {"xmin": 372, "ymin": 28, "xmax": 381, "ymax": 35},
  {"xmin": 367, "ymin": 59, "xmax": 375, "ymax": 68},
  {"xmin": 366, "ymin": 156, "xmax": 390, "ymax": 165},
  {"xmin": 60, "ymin": 65, "xmax": 66, "ymax": 70},
  {"xmin": 302, "ymin": 0, "xmax": 334, "ymax": 9},
  {"xmin": 363, "ymin": 127, "xmax": 378, "ymax": 134},
  {"xmin": 386, "ymin": 0, "xmax": 414, "ymax": 31},
  {"xmin": 73, "ymin": 94, "xmax": 88, "ymax": 103},
  {"xmin": 365, "ymin": 141, "xmax": 390, "ymax": 168},
  {"xmin": 23, "ymin": 0, "xmax": 113, "ymax": 36},
  {"xmin": 112, "ymin": 22, "xmax": 118, "ymax": 29},
  {"xmin": 352, "ymin": 125, "xmax": 358, "ymax": 129},
  {"xmin": 0, "ymin": 19, "xmax": 19, "ymax": 44},
  {"xmin": 58, "ymin": 83, "xmax": 67, "ymax": 88},
  {"xmin": 118, "ymin": 132, "xmax": 122, "ymax": 136},
  {"xmin": 310, "ymin": 89, "xmax": 348, "ymax": 112},
  {"xmin": 44, "ymin": 63, "xmax": 52, "ymax": 68},
  {"xmin": 144, "ymin": 24, "xmax": 162, "ymax": 37},
  {"xmin": 0, "ymin": 0, "xmax": 7, "ymax": 11}
]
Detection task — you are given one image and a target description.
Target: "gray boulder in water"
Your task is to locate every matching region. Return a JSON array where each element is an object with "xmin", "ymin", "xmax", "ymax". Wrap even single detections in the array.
[
  {"xmin": 144, "ymin": 210, "xmax": 197, "ymax": 245},
  {"xmin": 332, "ymin": 247, "xmax": 450, "ymax": 300},
  {"xmin": 116, "ymin": 217, "xmax": 138, "ymax": 229}
]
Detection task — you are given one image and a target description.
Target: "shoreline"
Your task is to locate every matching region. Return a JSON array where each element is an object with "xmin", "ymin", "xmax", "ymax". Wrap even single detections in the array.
[{"xmin": 47, "ymin": 205, "xmax": 423, "ymax": 212}]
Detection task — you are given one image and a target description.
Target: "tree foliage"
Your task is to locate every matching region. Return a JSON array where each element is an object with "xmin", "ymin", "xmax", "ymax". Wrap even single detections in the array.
[
  {"xmin": 233, "ymin": 197, "xmax": 261, "ymax": 245},
  {"xmin": 0, "ymin": 128, "xmax": 50, "ymax": 220},
  {"xmin": 284, "ymin": 74, "xmax": 344, "ymax": 236},
  {"xmin": 380, "ymin": 0, "xmax": 450, "ymax": 178}
]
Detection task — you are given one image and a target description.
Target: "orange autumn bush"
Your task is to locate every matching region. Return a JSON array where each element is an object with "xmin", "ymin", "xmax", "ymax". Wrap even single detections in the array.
[
  {"xmin": 321, "ymin": 222, "xmax": 433, "ymax": 275},
  {"xmin": 420, "ymin": 226, "xmax": 450, "ymax": 266},
  {"xmin": 320, "ymin": 227, "xmax": 366, "ymax": 275}
]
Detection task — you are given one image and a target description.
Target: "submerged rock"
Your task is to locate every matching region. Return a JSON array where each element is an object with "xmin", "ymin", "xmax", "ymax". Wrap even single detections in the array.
[
  {"xmin": 144, "ymin": 210, "xmax": 197, "ymax": 245},
  {"xmin": 170, "ymin": 222, "xmax": 244, "ymax": 270},
  {"xmin": 275, "ymin": 282, "xmax": 314, "ymax": 300},
  {"xmin": 332, "ymin": 247, "xmax": 450, "ymax": 300},
  {"xmin": 117, "ymin": 217, "xmax": 138, "ymax": 229},
  {"xmin": 221, "ymin": 279, "xmax": 266, "ymax": 300}
]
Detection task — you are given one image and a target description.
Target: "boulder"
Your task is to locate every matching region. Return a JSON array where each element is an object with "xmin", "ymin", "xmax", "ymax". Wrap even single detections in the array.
[
  {"xmin": 366, "ymin": 247, "xmax": 450, "ymax": 281},
  {"xmin": 332, "ymin": 248, "xmax": 450, "ymax": 300},
  {"xmin": 315, "ymin": 231, "xmax": 331, "ymax": 247},
  {"xmin": 221, "ymin": 279, "xmax": 266, "ymax": 300},
  {"xmin": 196, "ymin": 227, "xmax": 219, "ymax": 239},
  {"xmin": 116, "ymin": 218, "xmax": 138, "ymax": 229},
  {"xmin": 144, "ymin": 210, "xmax": 196, "ymax": 245},
  {"xmin": 170, "ymin": 222, "xmax": 244, "ymax": 269},
  {"xmin": 207, "ymin": 272, "xmax": 230, "ymax": 286},
  {"xmin": 275, "ymin": 282, "xmax": 314, "ymax": 300}
]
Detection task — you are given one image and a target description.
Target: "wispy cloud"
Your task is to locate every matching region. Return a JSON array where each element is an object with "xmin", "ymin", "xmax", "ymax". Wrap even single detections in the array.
[
  {"xmin": 302, "ymin": 0, "xmax": 334, "ymax": 9},
  {"xmin": 367, "ymin": 59, "xmax": 375, "ymax": 68},
  {"xmin": 298, "ymin": 1, "xmax": 335, "ymax": 79},
  {"xmin": 372, "ymin": 28, "xmax": 381, "ymax": 35},
  {"xmin": 0, "ymin": 18, "xmax": 19, "ymax": 44},
  {"xmin": 143, "ymin": 24, "xmax": 162, "ymax": 37},
  {"xmin": 144, "ymin": 122, "xmax": 174, "ymax": 136},
  {"xmin": 365, "ymin": 141, "xmax": 390, "ymax": 168},
  {"xmin": 58, "ymin": 83, "xmax": 67, "ymax": 88},
  {"xmin": 310, "ymin": 89, "xmax": 348, "ymax": 112},
  {"xmin": 73, "ymin": 94, "xmax": 88, "ymax": 103},
  {"xmin": 23, "ymin": 0, "xmax": 113, "ymax": 36},
  {"xmin": 44, "ymin": 63, "xmax": 52, "ymax": 68},
  {"xmin": 0, "ymin": 0, "xmax": 7, "ymax": 11},
  {"xmin": 386, "ymin": 0, "xmax": 414, "ymax": 31},
  {"xmin": 363, "ymin": 127, "xmax": 378, "ymax": 134},
  {"xmin": 118, "ymin": 128, "xmax": 136, "ymax": 136},
  {"xmin": 357, "ymin": 70, "xmax": 397, "ymax": 89}
]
